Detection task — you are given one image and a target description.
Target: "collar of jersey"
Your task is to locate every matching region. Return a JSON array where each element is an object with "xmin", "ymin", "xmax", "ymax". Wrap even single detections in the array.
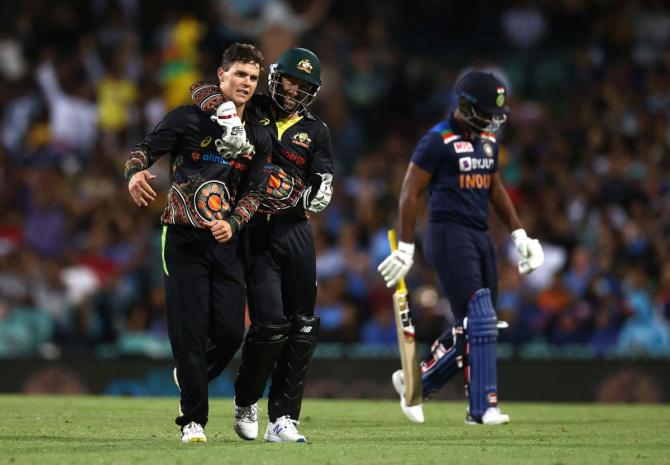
[{"xmin": 275, "ymin": 114, "xmax": 303, "ymax": 140}]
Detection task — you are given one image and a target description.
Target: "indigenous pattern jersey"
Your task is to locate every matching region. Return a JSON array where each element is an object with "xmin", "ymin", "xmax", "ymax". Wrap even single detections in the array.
[
  {"xmin": 411, "ymin": 115, "xmax": 499, "ymax": 230},
  {"xmin": 124, "ymin": 105, "xmax": 272, "ymax": 231},
  {"xmin": 246, "ymin": 94, "xmax": 333, "ymax": 216},
  {"xmin": 189, "ymin": 82, "xmax": 334, "ymax": 218}
]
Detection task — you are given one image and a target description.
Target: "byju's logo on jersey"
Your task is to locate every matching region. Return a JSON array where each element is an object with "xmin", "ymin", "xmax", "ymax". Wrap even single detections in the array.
[
  {"xmin": 459, "ymin": 157, "xmax": 495, "ymax": 172},
  {"xmin": 291, "ymin": 132, "xmax": 312, "ymax": 149}
]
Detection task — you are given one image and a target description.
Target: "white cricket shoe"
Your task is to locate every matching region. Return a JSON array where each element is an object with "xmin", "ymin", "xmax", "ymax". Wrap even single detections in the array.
[
  {"xmin": 391, "ymin": 370, "xmax": 424, "ymax": 423},
  {"xmin": 181, "ymin": 421, "xmax": 207, "ymax": 443},
  {"xmin": 264, "ymin": 415, "xmax": 306, "ymax": 443},
  {"xmin": 465, "ymin": 407, "xmax": 510, "ymax": 425},
  {"xmin": 234, "ymin": 402, "xmax": 259, "ymax": 440}
]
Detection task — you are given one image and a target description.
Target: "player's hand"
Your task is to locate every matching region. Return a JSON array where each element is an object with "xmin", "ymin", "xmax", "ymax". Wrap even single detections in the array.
[
  {"xmin": 302, "ymin": 173, "xmax": 333, "ymax": 213},
  {"xmin": 205, "ymin": 220, "xmax": 233, "ymax": 243},
  {"xmin": 511, "ymin": 229, "xmax": 544, "ymax": 274},
  {"xmin": 211, "ymin": 101, "xmax": 247, "ymax": 158},
  {"xmin": 377, "ymin": 241, "xmax": 415, "ymax": 287},
  {"xmin": 128, "ymin": 170, "xmax": 157, "ymax": 207},
  {"xmin": 215, "ymin": 137, "xmax": 255, "ymax": 160}
]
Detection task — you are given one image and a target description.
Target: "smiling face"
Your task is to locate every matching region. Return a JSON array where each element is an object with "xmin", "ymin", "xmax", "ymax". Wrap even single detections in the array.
[{"xmin": 217, "ymin": 62, "xmax": 260, "ymax": 108}]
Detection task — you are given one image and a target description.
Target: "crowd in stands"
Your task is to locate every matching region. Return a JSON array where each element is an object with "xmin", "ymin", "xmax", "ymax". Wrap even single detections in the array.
[{"xmin": 1, "ymin": 0, "xmax": 669, "ymax": 358}]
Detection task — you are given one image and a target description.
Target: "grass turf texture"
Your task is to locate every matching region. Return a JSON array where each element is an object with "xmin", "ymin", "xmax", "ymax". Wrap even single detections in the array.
[{"xmin": 0, "ymin": 396, "xmax": 668, "ymax": 465}]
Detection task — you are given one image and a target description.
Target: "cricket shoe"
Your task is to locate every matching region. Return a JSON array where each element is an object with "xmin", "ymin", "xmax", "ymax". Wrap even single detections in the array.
[
  {"xmin": 465, "ymin": 407, "xmax": 510, "ymax": 425},
  {"xmin": 181, "ymin": 421, "xmax": 207, "ymax": 443},
  {"xmin": 264, "ymin": 415, "xmax": 306, "ymax": 443},
  {"xmin": 234, "ymin": 402, "xmax": 259, "ymax": 440},
  {"xmin": 391, "ymin": 370, "xmax": 424, "ymax": 423}
]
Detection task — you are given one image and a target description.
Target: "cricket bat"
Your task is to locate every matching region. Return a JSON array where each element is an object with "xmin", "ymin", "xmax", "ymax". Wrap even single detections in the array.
[{"xmin": 388, "ymin": 229, "xmax": 422, "ymax": 406}]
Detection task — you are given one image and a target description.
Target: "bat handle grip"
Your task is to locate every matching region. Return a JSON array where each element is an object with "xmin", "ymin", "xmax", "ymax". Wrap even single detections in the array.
[{"xmin": 387, "ymin": 229, "xmax": 407, "ymax": 292}]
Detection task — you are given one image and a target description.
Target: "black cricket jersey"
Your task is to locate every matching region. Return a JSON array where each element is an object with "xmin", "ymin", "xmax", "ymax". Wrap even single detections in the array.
[
  {"xmin": 411, "ymin": 114, "xmax": 499, "ymax": 230},
  {"xmin": 245, "ymin": 94, "xmax": 334, "ymax": 216},
  {"xmin": 125, "ymin": 105, "xmax": 272, "ymax": 231}
]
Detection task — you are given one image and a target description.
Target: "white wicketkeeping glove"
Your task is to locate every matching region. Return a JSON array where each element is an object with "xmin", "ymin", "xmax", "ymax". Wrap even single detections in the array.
[
  {"xmin": 377, "ymin": 241, "xmax": 415, "ymax": 287},
  {"xmin": 511, "ymin": 228, "xmax": 544, "ymax": 275},
  {"xmin": 302, "ymin": 173, "xmax": 333, "ymax": 213},
  {"xmin": 211, "ymin": 101, "xmax": 248, "ymax": 158}
]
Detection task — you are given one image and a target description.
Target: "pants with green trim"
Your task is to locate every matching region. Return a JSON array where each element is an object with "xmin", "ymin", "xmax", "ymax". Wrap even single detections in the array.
[{"xmin": 162, "ymin": 225, "xmax": 246, "ymax": 428}]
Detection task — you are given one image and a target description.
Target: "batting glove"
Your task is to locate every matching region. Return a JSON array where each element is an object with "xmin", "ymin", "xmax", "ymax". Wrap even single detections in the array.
[
  {"xmin": 211, "ymin": 101, "xmax": 248, "ymax": 158},
  {"xmin": 511, "ymin": 228, "xmax": 544, "ymax": 274},
  {"xmin": 378, "ymin": 241, "xmax": 415, "ymax": 287},
  {"xmin": 302, "ymin": 173, "xmax": 333, "ymax": 213}
]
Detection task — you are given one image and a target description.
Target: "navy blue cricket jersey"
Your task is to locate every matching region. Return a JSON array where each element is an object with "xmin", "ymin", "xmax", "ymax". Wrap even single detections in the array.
[{"xmin": 411, "ymin": 115, "xmax": 499, "ymax": 230}]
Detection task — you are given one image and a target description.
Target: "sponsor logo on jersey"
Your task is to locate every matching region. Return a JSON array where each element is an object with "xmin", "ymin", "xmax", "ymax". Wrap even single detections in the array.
[
  {"xmin": 191, "ymin": 151, "xmax": 201, "ymax": 161},
  {"xmin": 200, "ymin": 136, "xmax": 212, "ymax": 147},
  {"xmin": 259, "ymin": 117, "xmax": 270, "ymax": 126},
  {"xmin": 202, "ymin": 152, "xmax": 247, "ymax": 171},
  {"xmin": 280, "ymin": 147, "xmax": 306, "ymax": 166},
  {"xmin": 459, "ymin": 157, "xmax": 495, "ymax": 172},
  {"xmin": 291, "ymin": 132, "xmax": 312, "ymax": 149},
  {"xmin": 454, "ymin": 141, "xmax": 474, "ymax": 153}
]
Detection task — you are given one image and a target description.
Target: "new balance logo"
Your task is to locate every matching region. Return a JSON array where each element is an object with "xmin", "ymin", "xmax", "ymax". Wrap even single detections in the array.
[{"xmin": 299, "ymin": 326, "xmax": 313, "ymax": 333}]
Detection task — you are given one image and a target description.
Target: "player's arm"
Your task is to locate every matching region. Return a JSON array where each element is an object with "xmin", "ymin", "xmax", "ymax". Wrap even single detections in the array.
[
  {"xmin": 125, "ymin": 107, "xmax": 185, "ymax": 207},
  {"xmin": 302, "ymin": 121, "xmax": 334, "ymax": 213},
  {"xmin": 210, "ymin": 127, "xmax": 271, "ymax": 242},
  {"xmin": 378, "ymin": 162, "xmax": 431, "ymax": 288},
  {"xmin": 489, "ymin": 172, "xmax": 544, "ymax": 274},
  {"xmin": 489, "ymin": 172, "xmax": 522, "ymax": 232},
  {"xmin": 378, "ymin": 130, "xmax": 440, "ymax": 287},
  {"xmin": 398, "ymin": 163, "xmax": 431, "ymax": 243}
]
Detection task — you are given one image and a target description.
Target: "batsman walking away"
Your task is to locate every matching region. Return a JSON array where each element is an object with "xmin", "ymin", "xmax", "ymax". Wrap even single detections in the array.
[{"xmin": 378, "ymin": 69, "xmax": 544, "ymax": 425}]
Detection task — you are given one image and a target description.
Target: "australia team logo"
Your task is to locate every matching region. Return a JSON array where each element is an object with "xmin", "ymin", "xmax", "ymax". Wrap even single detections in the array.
[
  {"xmin": 193, "ymin": 181, "xmax": 231, "ymax": 222},
  {"xmin": 291, "ymin": 132, "xmax": 312, "ymax": 149},
  {"xmin": 296, "ymin": 59, "xmax": 313, "ymax": 74}
]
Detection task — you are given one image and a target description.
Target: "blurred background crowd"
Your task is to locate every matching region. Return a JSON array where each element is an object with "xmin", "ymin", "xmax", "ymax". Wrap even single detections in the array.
[{"xmin": 1, "ymin": 0, "xmax": 669, "ymax": 359}]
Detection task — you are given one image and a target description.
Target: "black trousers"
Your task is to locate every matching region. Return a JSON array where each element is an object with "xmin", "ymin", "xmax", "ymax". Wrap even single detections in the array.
[
  {"xmin": 237, "ymin": 215, "xmax": 317, "ymax": 420},
  {"xmin": 243, "ymin": 216, "xmax": 317, "ymax": 326},
  {"xmin": 162, "ymin": 225, "xmax": 246, "ymax": 427}
]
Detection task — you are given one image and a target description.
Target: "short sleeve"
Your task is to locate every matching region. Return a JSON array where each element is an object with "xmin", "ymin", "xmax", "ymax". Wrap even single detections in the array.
[{"xmin": 410, "ymin": 131, "xmax": 444, "ymax": 174}]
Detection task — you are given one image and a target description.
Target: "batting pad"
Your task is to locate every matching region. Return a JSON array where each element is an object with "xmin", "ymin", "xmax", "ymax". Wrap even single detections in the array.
[{"xmin": 466, "ymin": 288, "xmax": 499, "ymax": 421}]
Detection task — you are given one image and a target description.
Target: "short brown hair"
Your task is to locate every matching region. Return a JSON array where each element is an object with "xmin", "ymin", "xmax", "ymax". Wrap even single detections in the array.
[{"xmin": 221, "ymin": 43, "xmax": 264, "ymax": 71}]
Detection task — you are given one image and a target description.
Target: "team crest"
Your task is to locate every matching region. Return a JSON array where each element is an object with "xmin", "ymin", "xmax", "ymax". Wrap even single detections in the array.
[
  {"xmin": 483, "ymin": 143, "xmax": 494, "ymax": 157},
  {"xmin": 296, "ymin": 59, "xmax": 313, "ymax": 74},
  {"xmin": 496, "ymin": 86, "xmax": 505, "ymax": 108},
  {"xmin": 291, "ymin": 132, "xmax": 312, "ymax": 148},
  {"xmin": 194, "ymin": 181, "xmax": 231, "ymax": 222}
]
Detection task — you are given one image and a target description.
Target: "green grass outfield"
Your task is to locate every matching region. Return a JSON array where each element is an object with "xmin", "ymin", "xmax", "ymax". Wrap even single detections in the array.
[{"xmin": 0, "ymin": 396, "xmax": 668, "ymax": 465}]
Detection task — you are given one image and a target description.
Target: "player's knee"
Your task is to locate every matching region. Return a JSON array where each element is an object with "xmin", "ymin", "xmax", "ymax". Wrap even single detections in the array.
[
  {"xmin": 466, "ymin": 288, "xmax": 498, "ymax": 338},
  {"xmin": 290, "ymin": 314, "xmax": 320, "ymax": 339},
  {"xmin": 246, "ymin": 322, "xmax": 292, "ymax": 344}
]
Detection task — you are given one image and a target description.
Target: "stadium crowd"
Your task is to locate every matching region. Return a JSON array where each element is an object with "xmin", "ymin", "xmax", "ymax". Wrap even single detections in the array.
[{"xmin": 1, "ymin": 0, "xmax": 669, "ymax": 358}]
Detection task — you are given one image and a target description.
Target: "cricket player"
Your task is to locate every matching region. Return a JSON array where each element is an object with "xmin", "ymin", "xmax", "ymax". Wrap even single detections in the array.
[
  {"xmin": 190, "ymin": 48, "xmax": 333, "ymax": 442},
  {"xmin": 126, "ymin": 43, "xmax": 273, "ymax": 443},
  {"xmin": 378, "ymin": 70, "xmax": 544, "ymax": 425}
]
